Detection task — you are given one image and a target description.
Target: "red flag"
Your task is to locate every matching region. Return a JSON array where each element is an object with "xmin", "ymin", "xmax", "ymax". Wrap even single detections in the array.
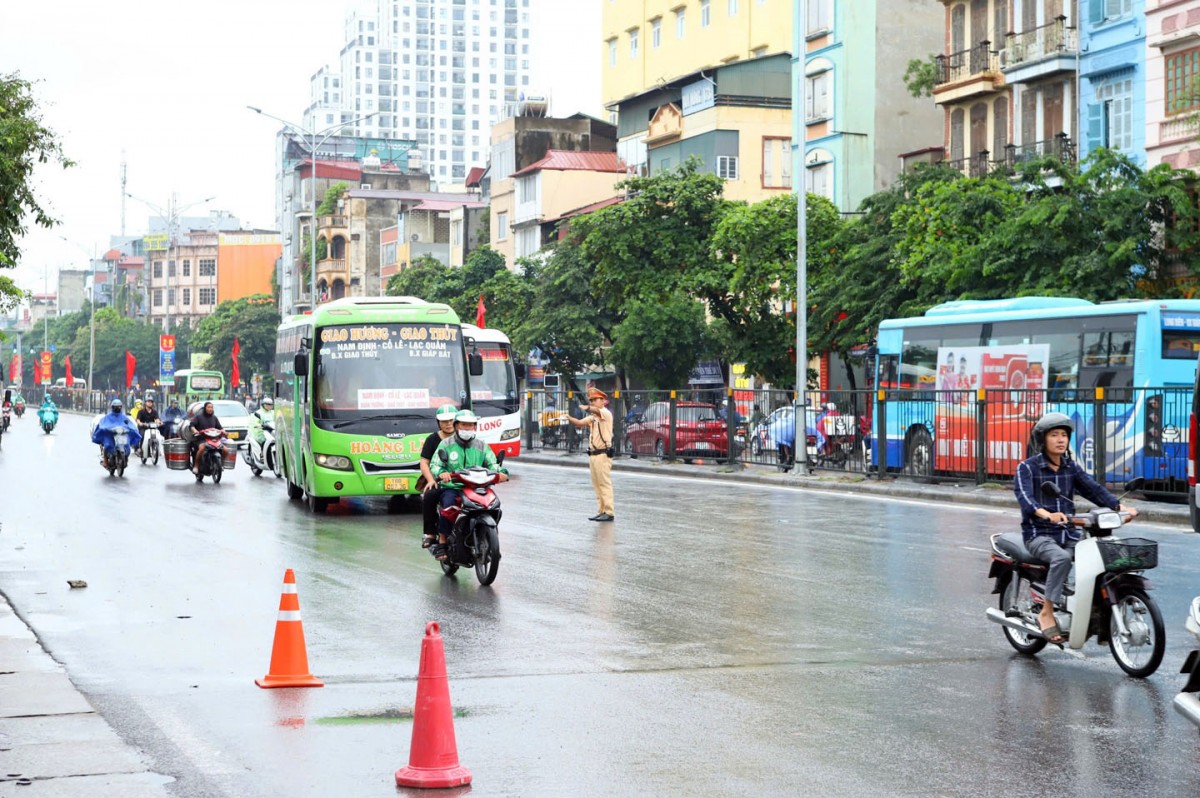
[
  {"xmin": 475, "ymin": 294, "xmax": 486, "ymax": 328},
  {"xmin": 231, "ymin": 338, "xmax": 241, "ymax": 389},
  {"xmin": 125, "ymin": 350, "xmax": 136, "ymax": 390},
  {"xmin": 64, "ymin": 356, "xmax": 74, "ymax": 387}
]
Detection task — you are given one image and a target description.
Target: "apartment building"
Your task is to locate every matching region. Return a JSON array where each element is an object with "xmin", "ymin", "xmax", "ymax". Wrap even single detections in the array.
[
  {"xmin": 1146, "ymin": 0, "xmax": 1200, "ymax": 168},
  {"xmin": 1078, "ymin": 0, "xmax": 1146, "ymax": 163}
]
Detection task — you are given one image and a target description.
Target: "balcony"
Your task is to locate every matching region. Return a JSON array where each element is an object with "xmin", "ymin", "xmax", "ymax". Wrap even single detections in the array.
[
  {"xmin": 1006, "ymin": 134, "xmax": 1077, "ymax": 167},
  {"xmin": 933, "ymin": 42, "xmax": 1004, "ymax": 105},
  {"xmin": 943, "ymin": 151, "xmax": 996, "ymax": 178},
  {"xmin": 317, "ymin": 259, "xmax": 346, "ymax": 278},
  {"xmin": 1160, "ymin": 113, "xmax": 1199, "ymax": 145},
  {"xmin": 1001, "ymin": 17, "xmax": 1078, "ymax": 85},
  {"xmin": 318, "ymin": 215, "xmax": 346, "ymax": 230}
]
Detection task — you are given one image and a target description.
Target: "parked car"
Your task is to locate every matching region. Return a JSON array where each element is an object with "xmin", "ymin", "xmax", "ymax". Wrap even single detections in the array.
[
  {"xmin": 624, "ymin": 401, "xmax": 729, "ymax": 461},
  {"xmin": 186, "ymin": 400, "xmax": 253, "ymax": 449}
]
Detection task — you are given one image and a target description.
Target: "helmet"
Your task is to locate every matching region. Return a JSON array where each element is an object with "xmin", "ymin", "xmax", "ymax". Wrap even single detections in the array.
[
  {"xmin": 454, "ymin": 409, "xmax": 479, "ymax": 425},
  {"xmin": 435, "ymin": 403, "xmax": 458, "ymax": 421},
  {"xmin": 261, "ymin": 397, "xmax": 274, "ymax": 407},
  {"xmin": 110, "ymin": 399, "xmax": 123, "ymax": 410},
  {"xmin": 1032, "ymin": 412, "xmax": 1075, "ymax": 450}
]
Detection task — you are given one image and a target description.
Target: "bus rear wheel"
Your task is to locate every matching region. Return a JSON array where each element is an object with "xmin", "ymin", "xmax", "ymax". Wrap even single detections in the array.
[{"xmin": 903, "ymin": 428, "xmax": 934, "ymax": 480}]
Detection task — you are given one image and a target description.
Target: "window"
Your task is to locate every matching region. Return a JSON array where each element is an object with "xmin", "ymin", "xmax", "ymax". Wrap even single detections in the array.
[
  {"xmin": 807, "ymin": 0, "xmax": 832, "ymax": 34},
  {"xmin": 168, "ymin": 260, "xmax": 176, "ymax": 278},
  {"xmin": 728, "ymin": 0, "xmax": 738, "ymax": 14},
  {"xmin": 182, "ymin": 259, "xmax": 191, "ymax": 277},
  {"xmin": 199, "ymin": 288, "xmax": 216, "ymax": 306},
  {"xmin": 806, "ymin": 68, "xmax": 832, "ymax": 120},
  {"xmin": 629, "ymin": 28, "xmax": 638, "ymax": 57},
  {"xmin": 1167, "ymin": 49, "xmax": 1200, "ymax": 115},
  {"xmin": 676, "ymin": 8, "xmax": 686, "ymax": 38},
  {"xmin": 651, "ymin": 18, "xmax": 661, "ymax": 48},
  {"xmin": 806, "ymin": 160, "xmax": 834, "ymax": 200},
  {"xmin": 762, "ymin": 137, "xmax": 792, "ymax": 188},
  {"xmin": 198, "ymin": 258, "xmax": 216, "ymax": 277},
  {"xmin": 608, "ymin": 38, "xmax": 616, "ymax": 66},
  {"xmin": 701, "ymin": 0, "xmax": 710, "ymax": 27},
  {"xmin": 1103, "ymin": 0, "xmax": 1131, "ymax": 19},
  {"xmin": 167, "ymin": 288, "xmax": 175, "ymax": 307},
  {"xmin": 717, "ymin": 155, "xmax": 739, "ymax": 180},
  {"xmin": 153, "ymin": 289, "xmax": 163, "ymax": 306},
  {"xmin": 182, "ymin": 288, "xmax": 191, "ymax": 306},
  {"xmin": 153, "ymin": 261, "xmax": 162, "ymax": 279},
  {"xmin": 496, "ymin": 211, "xmax": 508, "ymax": 241},
  {"xmin": 1093, "ymin": 76, "xmax": 1133, "ymax": 151}
]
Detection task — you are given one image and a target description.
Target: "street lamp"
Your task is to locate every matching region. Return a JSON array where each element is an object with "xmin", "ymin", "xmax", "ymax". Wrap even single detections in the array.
[
  {"xmin": 247, "ymin": 106, "xmax": 379, "ymax": 310},
  {"xmin": 125, "ymin": 192, "xmax": 215, "ymax": 334}
]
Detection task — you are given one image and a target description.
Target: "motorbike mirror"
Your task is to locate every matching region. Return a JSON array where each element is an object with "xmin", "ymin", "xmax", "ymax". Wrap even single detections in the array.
[
  {"xmin": 1040, "ymin": 481, "xmax": 1063, "ymax": 499},
  {"xmin": 1124, "ymin": 477, "xmax": 1145, "ymax": 493},
  {"xmin": 293, "ymin": 350, "xmax": 309, "ymax": 377}
]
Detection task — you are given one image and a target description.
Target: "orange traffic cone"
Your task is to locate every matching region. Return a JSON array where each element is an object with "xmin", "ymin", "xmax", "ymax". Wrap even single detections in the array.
[
  {"xmin": 395, "ymin": 622, "xmax": 472, "ymax": 788},
  {"xmin": 255, "ymin": 569, "xmax": 324, "ymax": 689}
]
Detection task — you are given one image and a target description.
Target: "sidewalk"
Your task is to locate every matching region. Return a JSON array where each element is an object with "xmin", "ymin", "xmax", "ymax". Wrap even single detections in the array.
[
  {"xmin": 0, "ymin": 594, "xmax": 171, "ymax": 796},
  {"xmin": 515, "ymin": 449, "xmax": 1195, "ymax": 528}
]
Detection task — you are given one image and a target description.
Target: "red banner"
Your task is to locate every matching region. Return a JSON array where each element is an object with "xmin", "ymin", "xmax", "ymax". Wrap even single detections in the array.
[
  {"xmin": 39, "ymin": 351, "xmax": 52, "ymax": 385},
  {"xmin": 231, "ymin": 337, "xmax": 241, "ymax": 389},
  {"xmin": 125, "ymin": 350, "xmax": 136, "ymax": 390},
  {"xmin": 475, "ymin": 294, "xmax": 486, "ymax": 328},
  {"xmin": 160, "ymin": 334, "xmax": 176, "ymax": 353},
  {"xmin": 64, "ymin": 356, "xmax": 74, "ymax": 387}
]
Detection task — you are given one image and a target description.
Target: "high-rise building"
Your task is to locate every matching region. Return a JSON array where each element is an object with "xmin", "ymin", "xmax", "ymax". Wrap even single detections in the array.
[{"xmin": 304, "ymin": 0, "xmax": 536, "ymax": 188}]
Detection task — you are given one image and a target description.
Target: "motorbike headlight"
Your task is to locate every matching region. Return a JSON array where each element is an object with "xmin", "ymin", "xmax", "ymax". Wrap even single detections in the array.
[
  {"xmin": 500, "ymin": 428, "xmax": 520, "ymax": 441},
  {"xmin": 315, "ymin": 453, "xmax": 354, "ymax": 471}
]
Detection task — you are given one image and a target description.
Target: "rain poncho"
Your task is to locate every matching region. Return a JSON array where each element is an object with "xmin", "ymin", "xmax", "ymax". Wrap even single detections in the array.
[{"xmin": 91, "ymin": 411, "xmax": 142, "ymax": 453}]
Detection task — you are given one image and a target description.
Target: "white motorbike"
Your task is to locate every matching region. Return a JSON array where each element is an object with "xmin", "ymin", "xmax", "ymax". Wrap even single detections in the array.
[
  {"xmin": 1174, "ymin": 597, "xmax": 1200, "ymax": 729},
  {"xmin": 985, "ymin": 479, "xmax": 1164, "ymax": 678},
  {"xmin": 139, "ymin": 419, "xmax": 162, "ymax": 466},
  {"xmin": 243, "ymin": 422, "xmax": 279, "ymax": 478}
]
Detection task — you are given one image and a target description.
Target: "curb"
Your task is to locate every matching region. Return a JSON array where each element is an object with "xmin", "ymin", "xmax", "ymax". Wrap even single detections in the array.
[{"xmin": 513, "ymin": 450, "xmax": 1193, "ymax": 528}]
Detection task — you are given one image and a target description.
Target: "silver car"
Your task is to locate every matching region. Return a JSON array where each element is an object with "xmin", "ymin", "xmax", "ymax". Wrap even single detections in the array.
[{"xmin": 186, "ymin": 400, "xmax": 253, "ymax": 449}]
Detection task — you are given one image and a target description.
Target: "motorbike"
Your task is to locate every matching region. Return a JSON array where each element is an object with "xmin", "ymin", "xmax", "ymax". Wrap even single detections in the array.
[
  {"xmin": 1174, "ymin": 597, "xmax": 1200, "ymax": 729},
  {"xmin": 243, "ymin": 422, "xmax": 278, "ymax": 478},
  {"xmin": 434, "ymin": 451, "xmax": 506, "ymax": 585},
  {"xmin": 102, "ymin": 428, "xmax": 133, "ymax": 477},
  {"xmin": 985, "ymin": 478, "xmax": 1164, "ymax": 678},
  {"xmin": 2, "ymin": 402, "xmax": 10, "ymax": 432},
  {"xmin": 13, "ymin": 399, "xmax": 24, "ymax": 418},
  {"xmin": 38, "ymin": 406, "xmax": 59, "ymax": 434},
  {"xmin": 539, "ymin": 409, "xmax": 580, "ymax": 451},
  {"xmin": 192, "ymin": 427, "xmax": 229, "ymax": 484},
  {"xmin": 808, "ymin": 403, "xmax": 861, "ymax": 468},
  {"xmin": 138, "ymin": 419, "xmax": 162, "ymax": 465}
]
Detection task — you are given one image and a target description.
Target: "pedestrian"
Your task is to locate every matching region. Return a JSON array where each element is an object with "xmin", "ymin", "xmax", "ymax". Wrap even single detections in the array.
[{"xmin": 567, "ymin": 387, "xmax": 615, "ymax": 522}]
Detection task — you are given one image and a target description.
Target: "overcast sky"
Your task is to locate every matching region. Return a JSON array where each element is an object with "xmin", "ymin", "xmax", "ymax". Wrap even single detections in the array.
[{"xmin": 2, "ymin": 0, "xmax": 600, "ymax": 299}]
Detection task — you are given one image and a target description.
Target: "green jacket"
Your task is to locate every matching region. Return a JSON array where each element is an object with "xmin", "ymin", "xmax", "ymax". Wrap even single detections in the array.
[{"xmin": 431, "ymin": 436, "xmax": 506, "ymax": 487}]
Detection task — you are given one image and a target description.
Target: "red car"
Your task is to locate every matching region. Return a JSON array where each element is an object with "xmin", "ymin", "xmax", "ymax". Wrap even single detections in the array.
[{"xmin": 623, "ymin": 401, "xmax": 729, "ymax": 461}]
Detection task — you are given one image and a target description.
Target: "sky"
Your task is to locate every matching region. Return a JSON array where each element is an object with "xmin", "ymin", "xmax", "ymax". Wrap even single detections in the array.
[{"xmin": 1, "ymin": 0, "xmax": 601, "ymax": 301}]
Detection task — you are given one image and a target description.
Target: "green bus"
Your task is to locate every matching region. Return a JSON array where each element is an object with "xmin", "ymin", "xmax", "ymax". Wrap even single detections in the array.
[
  {"xmin": 273, "ymin": 296, "xmax": 482, "ymax": 513},
  {"xmin": 173, "ymin": 369, "xmax": 226, "ymax": 405}
]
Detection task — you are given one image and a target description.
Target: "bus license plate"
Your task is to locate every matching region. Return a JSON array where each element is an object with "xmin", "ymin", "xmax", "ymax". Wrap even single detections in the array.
[{"xmin": 384, "ymin": 477, "xmax": 410, "ymax": 491}]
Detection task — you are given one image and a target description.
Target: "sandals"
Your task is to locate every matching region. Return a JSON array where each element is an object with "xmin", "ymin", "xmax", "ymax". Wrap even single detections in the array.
[
  {"xmin": 430, "ymin": 543, "xmax": 449, "ymax": 561},
  {"xmin": 1039, "ymin": 622, "xmax": 1066, "ymax": 645},
  {"xmin": 421, "ymin": 534, "xmax": 436, "ymax": 549}
]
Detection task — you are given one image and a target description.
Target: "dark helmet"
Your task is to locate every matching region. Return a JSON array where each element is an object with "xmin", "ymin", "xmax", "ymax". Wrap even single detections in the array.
[{"xmin": 1032, "ymin": 412, "xmax": 1074, "ymax": 450}]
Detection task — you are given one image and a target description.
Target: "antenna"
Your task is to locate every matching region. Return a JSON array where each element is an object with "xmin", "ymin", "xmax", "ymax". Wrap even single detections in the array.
[{"xmin": 120, "ymin": 151, "xmax": 127, "ymax": 237}]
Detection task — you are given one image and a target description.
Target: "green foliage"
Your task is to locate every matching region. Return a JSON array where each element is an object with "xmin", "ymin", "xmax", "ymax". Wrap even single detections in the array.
[
  {"xmin": 384, "ymin": 255, "xmax": 460, "ymax": 303},
  {"xmin": 317, "ymin": 182, "xmax": 350, "ymax": 215},
  {"xmin": 191, "ymin": 295, "xmax": 281, "ymax": 379},
  {"xmin": 608, "ymin": 293, "xmax": 712, "ymax": 388},
  {"xmin": 0, "ymin": 73, "xmax": 74, "ymax": 306},
  {"xmin": 903, "ymin": 55, "xmax": 941, "ymax": 99}
]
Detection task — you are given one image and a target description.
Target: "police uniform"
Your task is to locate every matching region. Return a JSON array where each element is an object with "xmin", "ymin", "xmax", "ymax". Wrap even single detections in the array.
[{"xmin": 581, "ymin": 388, "xmax": 615, "ymax": 521}]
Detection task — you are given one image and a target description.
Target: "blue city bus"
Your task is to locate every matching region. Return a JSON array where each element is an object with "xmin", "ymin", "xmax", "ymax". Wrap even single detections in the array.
[{"xmin": 874, "ymin": 297, "xmax": 1200, "ymax": 492}]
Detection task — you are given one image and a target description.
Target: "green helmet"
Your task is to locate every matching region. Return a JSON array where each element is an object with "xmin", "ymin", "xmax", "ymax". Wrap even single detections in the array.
[
  {"xmin": 454, "ymin": 409, "xmax": 479, "ymax": 424},
  {"xmin": 435, "ymin": 403, "xmax": 458, "ymax": 421}
]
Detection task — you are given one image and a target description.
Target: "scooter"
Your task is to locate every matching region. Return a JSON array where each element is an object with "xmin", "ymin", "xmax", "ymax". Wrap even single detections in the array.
[
  {"xmin": 1174, "ymin": 597, "xmax": 1200, "ymax": 729},
  {"xmin": 139, "ymin": 419, "xmax": 162, "ymax": 465},
  {"xmin": 13, "ymin": 399, "xmax": 24, "ymax": 418},
  {"xmin": 192, "ymin": 427, "xmax": 229, "ymax": 484},
  {"xmin": 434, "ymin": 450, "xmax": 506, "ymax": 585},
  {"xmin": 985, "ymin": 478, "xmax": 1164, "ymax": 678},
  {"xmin": 38, "ymin": 406, "xmax": 59, "ymax": 434},
  {"xmin": 1, "ymin": 402, "xmax": 10, "ymax": 432},
  {"xmin": 242, "ymin": 422, "xmax": 278, "ymax": 477},
  {"xmin": 103, "ymin": 428, "xmax": 132, "ymax": 477}
]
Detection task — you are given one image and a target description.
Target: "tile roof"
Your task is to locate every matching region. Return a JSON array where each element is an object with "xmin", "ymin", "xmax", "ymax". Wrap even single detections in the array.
[
  {"xmin": 465, "ymin": 166, "xmax": 486, "ymax": 187},
  {"xmin": 511, "ymin": 150, "xmax": 626, "ymax": 177}
]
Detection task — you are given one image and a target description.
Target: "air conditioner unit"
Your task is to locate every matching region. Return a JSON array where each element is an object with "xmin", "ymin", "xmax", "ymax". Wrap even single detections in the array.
[{"xmin": 361, "ymin": 183, "xmax": 372, "ymax": 189}]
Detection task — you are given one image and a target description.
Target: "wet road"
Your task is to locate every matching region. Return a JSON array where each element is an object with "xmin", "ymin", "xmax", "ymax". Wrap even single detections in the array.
[{"xmin": 3, "ymin": 412, "xmax": 1200, "ymax": 797}]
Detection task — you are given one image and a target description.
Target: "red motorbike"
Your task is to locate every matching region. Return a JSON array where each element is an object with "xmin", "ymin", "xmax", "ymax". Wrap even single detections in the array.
[
  {"xmin": 193, "ymin": 428, "xmax": 230, "ymax": 484},
  {"xmin": 435, "ymin": 453, "xmax": 506, "ymax": 585}
]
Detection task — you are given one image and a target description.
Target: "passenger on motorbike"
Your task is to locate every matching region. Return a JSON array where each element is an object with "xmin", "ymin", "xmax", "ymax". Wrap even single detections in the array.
[
  {"xmin": 92, "ymin": 399, "xmax": 142, "ymax": 466},
  {"xmin": 188, "ymin": 401, "xmax": 224, "ymax": 471},
  {"xmin": 429, "ymin": 410, "xmax": 508, "ymax": 560},
  {"xmin": 1014, "ymin": 412, "xmax": 1138, "ymax": 643},
  {"xmin": 162, "ymin": 398, "xmax": 185, "ymax": 438},
  {"xmin": 249, "ymin": 396, "xmax": 274, "ymax": 459},
  {"xmin": 419, "ymin": 404, "xmax": 460, "ymax": 549},
  {"xmin": 135, "ymin": 398, "xmax": 161, "ymax": 451}
]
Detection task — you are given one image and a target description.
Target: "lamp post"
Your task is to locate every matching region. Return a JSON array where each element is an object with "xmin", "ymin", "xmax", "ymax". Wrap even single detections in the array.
[
  {"xmin": 247, "ymin": 106, "xmax": 378, "ymax": 310},
  {"xmin": 793, "ymin": 0, "xmax": 809, "ymax": 476},
  {"xmin": 125, "ymin": 192, "xmax": 215, "ymax": 334}
]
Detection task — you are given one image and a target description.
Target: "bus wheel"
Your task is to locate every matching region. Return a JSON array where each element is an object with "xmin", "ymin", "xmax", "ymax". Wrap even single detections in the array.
[
  {"xmin": 903, "ymin": 428, "xmax": 934, "ymax": 480},
  {"xmin": 307, "ymin": 493, "xmax": 328, "ymax": 514},
  {"xmin": 287, "ymin": 480, "xmax": 303, "ymax": 500}
]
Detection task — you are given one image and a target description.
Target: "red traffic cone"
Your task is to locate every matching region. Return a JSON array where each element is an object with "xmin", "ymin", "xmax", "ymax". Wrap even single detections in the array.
[
  {"xmin": 395, "ymin": 622, "xmax": 472, "ymax": 788},
  {"xmin": 255, "ymin": 569, "xmax": 324, "ymax": 689}
]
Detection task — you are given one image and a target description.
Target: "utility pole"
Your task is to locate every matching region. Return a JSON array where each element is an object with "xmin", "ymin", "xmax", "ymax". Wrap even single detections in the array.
[{"xmin": 793, "ymin": 0, "xmax": 809, "ymax": 476}]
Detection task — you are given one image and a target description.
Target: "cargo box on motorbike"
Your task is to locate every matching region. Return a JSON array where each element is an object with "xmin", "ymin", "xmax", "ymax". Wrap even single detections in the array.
[
  {"xmin": 164, "ymin": 439, "xmax": 190, "ymax": 471},
  {"xmin": 221, "ymin": 445, "xmax": 237, "ymax": 470}
]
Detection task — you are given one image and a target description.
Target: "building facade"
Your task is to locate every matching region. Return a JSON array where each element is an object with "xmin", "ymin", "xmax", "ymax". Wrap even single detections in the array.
[
  {"xmin": 1146, "ymin": 0, "xmax": 1200, "ymax": 169},
  {"xmin": 303, "ymin": 0, "xmax": 535, "ymax": 188},
  {"xmin": 508, "ymin": 150, "xmax": 627, "ymax": 260},
  {"xmin": 1079, "ymin": 0, "xmax": 1146, "ymax": 164}
]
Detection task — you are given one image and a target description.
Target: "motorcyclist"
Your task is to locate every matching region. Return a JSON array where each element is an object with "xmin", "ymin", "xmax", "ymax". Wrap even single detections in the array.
[
  {"xmin": 429, "ymin": 409, "xmax": 508, "ymax": 561},
  {"xmin": 38, "ymin": 395, "xmax": 59, "ymax": 427},
  {"xmin": 135, "ymin": 398, "xmax": 162, "ymax": 458},
  {"xmin": 162, "ymin": 398, "xmax": 185, "ymax": 439},
  {"xmin": 419, "ymin": 404, "xmax": 460, "ymax": 549},
  {"xmin": 188, "ymin": 400, "xmax": 224, "ymax": 471},
  {"xmin": 91, "ymin": 399, "xmax": 142, "ymax": 467},
  {"xmin": 1014, "ymin": 412, "xmax": 1139, "ymax": 644},
  {"xmin": 249, "ymin": 396, "xmax": 275, "ymax": 462},
  {"xmin": 13, "ymin": 391, "xmax": 25, "ymax": 416}
]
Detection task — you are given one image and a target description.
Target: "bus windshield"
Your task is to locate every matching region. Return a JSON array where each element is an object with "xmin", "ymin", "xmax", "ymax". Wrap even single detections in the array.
[
  {"xmin": 312, "ymin": 322, "xmax": 467, "ymax": 424},
  {"xmin": 471, "ymin": 343, "xmax": 518, "ymax": 415}
]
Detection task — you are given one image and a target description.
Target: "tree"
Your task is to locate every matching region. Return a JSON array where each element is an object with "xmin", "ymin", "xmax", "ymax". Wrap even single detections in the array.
[
  {"xmin": 191, "ymin": 295, "xmax": 281, "ymax": 379},
  {"xmin": 903, "ymin": 55, "xmax": 941, "ymax": 99},
  {"xmin": 0, "ymin": 73, "xmax": 74, "ymax": 307},
  {"xmin": 608, "ymin": 293, "xmax": 712, "ymax": 388},
  {"xmin": 385, "ymin": 255, "xmax": 461, "ymax": 303}
]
